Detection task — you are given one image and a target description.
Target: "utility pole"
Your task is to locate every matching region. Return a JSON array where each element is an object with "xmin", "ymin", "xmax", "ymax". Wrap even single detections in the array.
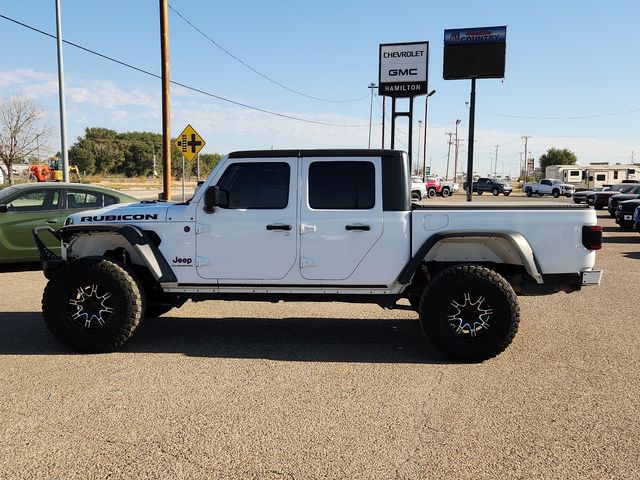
[
  {"xmin": 494, "ymin": 144, "xmax": 500, "ymax": 177},
  {"xmin": 522, "ymin": 136, "xmax": 531, "ymax": 183},
  {"xmin": 55, "ymin": 0, "xmax": 69, "ymax": 182},
  {"xmin": 453, "ymin": 119, "xmax": 461, "ymax": 182},
  {"xmin": 444, "ymin": 133, "xmax": 453, "ymax": 180},
  {"xmin": 160, "ymin": 0, "xmax": 172, "ymax": 200},
  {"xmin": 368, "ymin": 83, "xmax": 377, "ymax": 148},
  {"xmin": 519, "ymin": 151, "xmax": 524, "ymax": 180},
  {"xmin": 152, "ymin": 144, "xmax": 158, "ymax": 178}
]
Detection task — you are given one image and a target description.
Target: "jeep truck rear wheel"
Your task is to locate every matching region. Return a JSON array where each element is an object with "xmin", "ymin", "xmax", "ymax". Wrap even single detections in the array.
[
  {"xmin": 418, "ymin": 265, "xmax": 520, "ymax": 362},
  {"xmin": 42, "ymin": 258, "xmax": 144, "ymax": 353}
]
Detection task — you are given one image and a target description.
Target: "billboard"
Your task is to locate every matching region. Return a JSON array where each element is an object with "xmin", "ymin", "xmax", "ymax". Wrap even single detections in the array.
[
  {"xmin": 443, "ymin": 26, "xmax": 506, "ymax": 80},
  {"xmin": 379, "ymin": 42, "xmax": 429, "ymax": 97}
]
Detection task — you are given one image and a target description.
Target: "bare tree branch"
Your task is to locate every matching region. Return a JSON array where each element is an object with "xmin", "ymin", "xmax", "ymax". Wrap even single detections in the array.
[{"xmin": 0, "ymin": 95, "xmax": 51, "ymax": 184}]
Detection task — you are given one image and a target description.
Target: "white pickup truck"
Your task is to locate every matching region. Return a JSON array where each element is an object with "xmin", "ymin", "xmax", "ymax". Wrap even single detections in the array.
[
  {"xmin": 34, "ymin": 149, "xmax": 603, "ymax": 362},
  {"xmin": 523, "ymin": 179, "xmax": 576, "ymax": 198}
]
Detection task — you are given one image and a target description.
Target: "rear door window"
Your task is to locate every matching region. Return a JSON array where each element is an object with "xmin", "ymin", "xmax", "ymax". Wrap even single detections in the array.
[{"xmin": 66, "ymin": 190, "xmax": 103, "ymax": 209}]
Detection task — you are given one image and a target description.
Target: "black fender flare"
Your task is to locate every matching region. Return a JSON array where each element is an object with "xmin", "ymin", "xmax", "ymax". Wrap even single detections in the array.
[
  {"xmin": 398, "ymin": 231, "xmax": 543, "ymax": 285},
  {"xmin": 57, "ymin": 224, "xmax": 177, "ymax": 283}
]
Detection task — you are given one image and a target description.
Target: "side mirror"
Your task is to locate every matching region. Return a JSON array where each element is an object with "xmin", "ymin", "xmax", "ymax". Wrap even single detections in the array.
[
  {"xmin": 203, "ymin": 185, "xmax": 219, "ymax": 213},
  {"xmin": 0, "ymin": 205, "xmax": 8, "ymax": 213},
  {"xmin": 204, "ymin": 186, "xmax": 229, "ymax": 213}
]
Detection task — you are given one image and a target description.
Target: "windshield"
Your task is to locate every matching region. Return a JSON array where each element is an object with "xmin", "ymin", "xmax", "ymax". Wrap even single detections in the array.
[{"xmin": 0, "ymin": 186, "xmax": 18, "ymax": 204}]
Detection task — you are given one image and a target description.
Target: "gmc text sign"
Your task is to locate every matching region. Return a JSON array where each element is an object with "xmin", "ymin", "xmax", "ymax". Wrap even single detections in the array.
[{"xmin": 378, "ymin": 42, "xmax": 429, "ymax": 97}]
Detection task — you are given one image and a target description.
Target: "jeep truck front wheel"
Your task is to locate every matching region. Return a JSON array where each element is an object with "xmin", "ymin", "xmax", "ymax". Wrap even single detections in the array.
[
  {"xmin": 42, "ymin": 258, "xmax": 144, "ymax": 353},
  {"xmin": 418, "ymin": 265, "xmax": 520, "ymax": 362}
]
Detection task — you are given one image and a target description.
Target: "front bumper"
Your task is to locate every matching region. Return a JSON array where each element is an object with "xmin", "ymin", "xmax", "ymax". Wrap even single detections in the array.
[
  {"xmin": 32, "ymin": 226, "xmax": 64, "ymax": 278},
  {"xmin": 615, "ymin": 211, "xmax": 636, "ymax": 228}
]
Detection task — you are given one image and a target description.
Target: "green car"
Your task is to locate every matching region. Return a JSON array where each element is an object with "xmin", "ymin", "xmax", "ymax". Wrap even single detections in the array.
[{"xmin": 0, "ymin": 183, "xmax": 138, "ymax": 264}]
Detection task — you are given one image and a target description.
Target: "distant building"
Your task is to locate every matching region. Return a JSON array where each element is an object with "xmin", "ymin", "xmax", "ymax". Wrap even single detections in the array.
[{"xmin": 545, "ymin": 163, "xmax": 639, "ymax": 188}]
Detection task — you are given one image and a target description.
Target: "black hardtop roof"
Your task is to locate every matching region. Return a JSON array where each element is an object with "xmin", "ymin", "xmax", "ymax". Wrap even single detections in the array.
[{"xmin": 228, "ymin": 149, "xmax": 404, "ymax": 159}]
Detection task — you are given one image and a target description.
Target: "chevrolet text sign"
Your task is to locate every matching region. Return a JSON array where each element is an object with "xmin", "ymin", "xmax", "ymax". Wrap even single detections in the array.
[{"xmin": 378, "ymin": 42, "xmax": 429, "ymax": 97}]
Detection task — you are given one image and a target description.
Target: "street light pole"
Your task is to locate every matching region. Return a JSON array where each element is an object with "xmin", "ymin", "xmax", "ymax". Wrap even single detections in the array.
[
  {"xmin": 453, "ymin": 119, "xmax": 461, "ymax": 182},
  {"xmin": 368, "ymin": 83, "xmax": 377, "ymax": 148},
  {"xmin": 55, "ymin": 0, "xmax": 69, "ymax": 183},
  {"xmin": 422, "ymin": 89, "xmax": 436, "ymax": 179},
  {"xmin": 417, "ymin": 120, "xmax": 422, "ymax": 175}
]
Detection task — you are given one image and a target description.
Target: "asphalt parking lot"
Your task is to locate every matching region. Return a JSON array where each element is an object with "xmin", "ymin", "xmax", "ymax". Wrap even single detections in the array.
[{"xmin": 1, "ymin": 193, "xmax": 638, "ymax": 479}]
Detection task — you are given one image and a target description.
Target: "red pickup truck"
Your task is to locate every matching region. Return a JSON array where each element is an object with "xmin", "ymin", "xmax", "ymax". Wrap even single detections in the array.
[{"xmin": 425, "ymin": 176, "xmax": 442, "ymax": 197}]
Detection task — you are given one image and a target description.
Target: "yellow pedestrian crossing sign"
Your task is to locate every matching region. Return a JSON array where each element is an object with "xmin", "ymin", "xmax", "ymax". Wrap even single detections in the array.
[{"xmin": 175, "ymin": 124, "xmax": 205, "ymax": 161}]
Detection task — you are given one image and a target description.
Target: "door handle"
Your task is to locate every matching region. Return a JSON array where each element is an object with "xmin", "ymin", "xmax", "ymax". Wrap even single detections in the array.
[
  {"xmin": 266, "ymin": 224, "xmax": 292, "ymax": 231},
  {"xmin": 345, "ymin": 224, "xmax": 371, "ymax": 231}
]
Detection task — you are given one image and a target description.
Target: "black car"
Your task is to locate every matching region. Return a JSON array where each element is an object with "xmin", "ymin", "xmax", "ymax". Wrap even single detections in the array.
[
  {"xmin": 586, "ymin": 184, "xmax": 637, "ymax": 209},
  {"xmin": 607, "ymin": 185, "xmax": 640, "ymax": 216},
  {"xmin": 573, "ymin": 187, "xmax": 605, "ymax": 204},
  {"xmin": 615, "ymin": 198, "xmax": 640, "ymax": 229}
]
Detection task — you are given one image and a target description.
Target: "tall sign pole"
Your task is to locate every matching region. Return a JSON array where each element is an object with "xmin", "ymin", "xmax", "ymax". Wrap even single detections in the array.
[
  {"xmin": 379, "ymin": 41, "xmax": 429, "ymax": 169},
  {"xmin": 159, "ymin": 0, "xmax": 172, "ymax": 201},
  {"xmin": 466, "ymin": 78, "xmax": 477, "ymax": 201},
  {"xmin": 443, "ymin": 26, "xmax": 507, "ymax": 201},
  {"xmin": 55, "ymin": 0, "xmax": 69, "ymax": 183}
]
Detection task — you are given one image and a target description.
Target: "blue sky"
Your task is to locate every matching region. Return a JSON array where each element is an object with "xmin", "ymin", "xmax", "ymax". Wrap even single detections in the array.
[{"xmin": 1, "ymin": 0, "xmax": 639, "ymax": 177}]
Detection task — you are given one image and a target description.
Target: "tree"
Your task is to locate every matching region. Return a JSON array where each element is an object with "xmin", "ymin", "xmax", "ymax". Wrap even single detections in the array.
[
  {"xmin": 191, "ymin": 153, "xmax": 222, "ymax": 178},
  {"xmin": 539, "ymin": 148, "xmax": 578, "ymax": 171},
  {"xmin": 69, "ymin": 127, "xmax": 122, "ymax": 175},
  {"xmin": 0, "ymin": 95, "xmax": 50, "ymax": 184}
]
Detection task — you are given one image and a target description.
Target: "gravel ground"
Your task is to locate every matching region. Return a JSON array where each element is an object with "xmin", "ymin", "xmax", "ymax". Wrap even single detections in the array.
[{"xmin": 0, "ymin": 197, "xmax": 638, "ymax": 479}]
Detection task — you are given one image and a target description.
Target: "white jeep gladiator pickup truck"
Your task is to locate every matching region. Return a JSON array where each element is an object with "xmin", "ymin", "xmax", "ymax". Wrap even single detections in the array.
[{"xmin": 34, "ymin": 149, "xmax": 603, "ymax": 362}]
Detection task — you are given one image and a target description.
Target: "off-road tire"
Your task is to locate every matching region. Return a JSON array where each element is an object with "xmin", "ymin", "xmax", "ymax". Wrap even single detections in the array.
[
  {"xmin": 492, "ymin": 188, "xmax": 499, "ymax": 196},
  {"xmin": 427, "ymin": 188, "xmax": 437, "ymax": 198},
  {"xmin": 504, "ymin": 192, "xmax": 511, "ymax": 196},
  {"xmin": 418, "ymin": 265, "xmax": 520, "ymax": 362},
  {"xmin": 525, "ymin": 188, "xmax": 533, "ymax": 197},
  {"xmin": 441, "ymin": 188, "xmax": 451, "ymax": 198},
  {"xmin": 42, "ymin": 257, "xmax": 144, "ymax": 353},
  {"xmin": 552, "ymin": 189, "xmax": 560, "ymax": 198}
]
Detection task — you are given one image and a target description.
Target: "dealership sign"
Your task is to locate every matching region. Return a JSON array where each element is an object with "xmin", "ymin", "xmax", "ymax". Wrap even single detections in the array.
[
  {"xmin": 378, "ymin": 42, "xmax": 429, "ymax": 97},
  {"xmin": 443, "ymin": 26, "xmax": 507, "ymax": 80},
  {"xmin": 444, "ymin": 26, "xmax": 507, "ymax": 45}
]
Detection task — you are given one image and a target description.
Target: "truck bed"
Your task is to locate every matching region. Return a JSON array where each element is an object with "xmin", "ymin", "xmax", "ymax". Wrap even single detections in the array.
[{"xmin": 411, "ymin": 203, "xmax": 597, "ymax": 275}]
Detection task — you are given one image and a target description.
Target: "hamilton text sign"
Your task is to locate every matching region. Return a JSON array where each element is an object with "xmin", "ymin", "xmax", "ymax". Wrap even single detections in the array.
[{"xmin": 378, "ymin": 42, "xmax": 429, "ymax": 97}]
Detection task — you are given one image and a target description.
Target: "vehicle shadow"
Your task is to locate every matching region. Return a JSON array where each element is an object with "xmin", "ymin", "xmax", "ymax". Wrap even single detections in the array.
[
  {"xmin": 0, "ymin": 263, "xmax": 42, "ymax": 274},
  {"xmin": 622, "ymin": 251, "xmax": 640, "ymax": 260},
  {"xmin": 602, "ymin": 235, "xmax": 638, "ymax": 244},
  {"xmin": 0, "ymin": 312, "xmax": 446, "ymax": 364}
]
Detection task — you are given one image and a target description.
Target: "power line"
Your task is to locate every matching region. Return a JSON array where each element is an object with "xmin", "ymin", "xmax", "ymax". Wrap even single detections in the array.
[
  {"xmin": 167, "ymin": 3, "xmax": 368, "ymax": 104},
  {"xmin": 480, "ymin": 108, "xmax": 640, "ymax": 120},
  {"xmin": 0, "ymin": 13, "xmax": 375, "ymax": 128}
]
